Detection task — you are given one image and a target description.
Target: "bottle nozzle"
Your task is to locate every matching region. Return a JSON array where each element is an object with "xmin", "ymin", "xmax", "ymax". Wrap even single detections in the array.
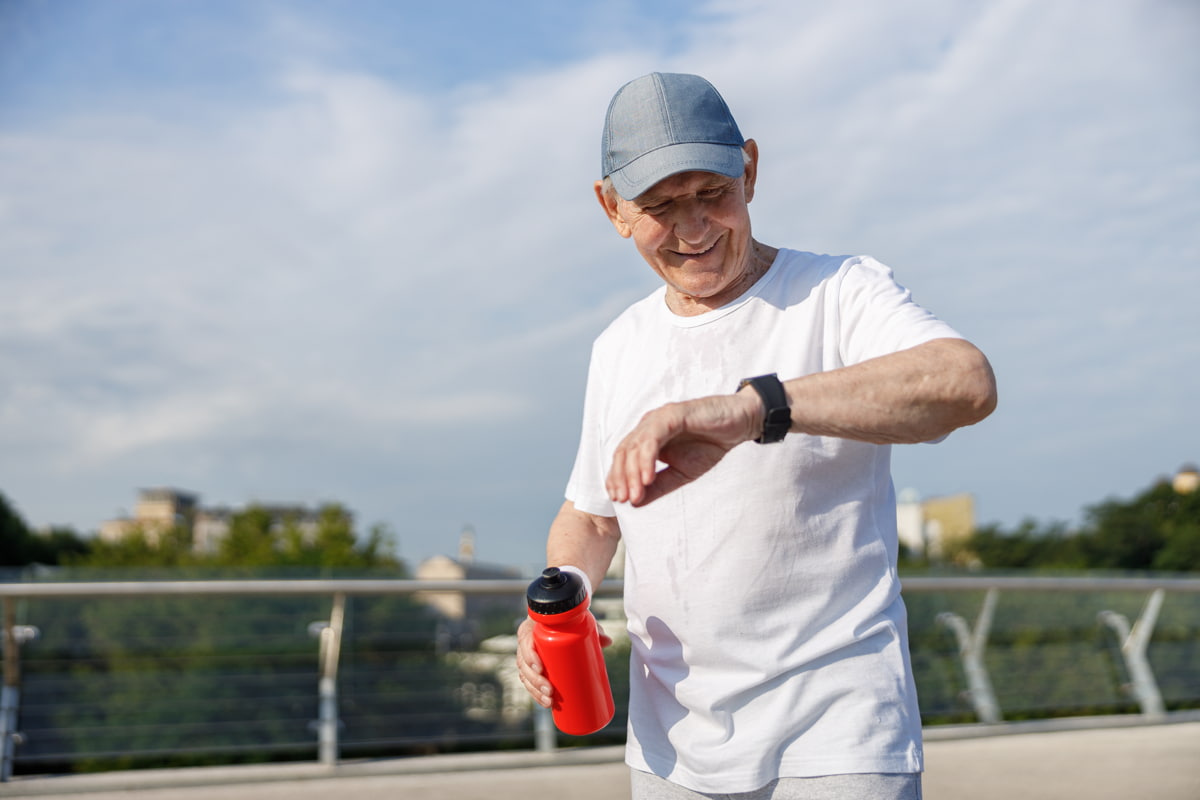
[{"xmin": 527, "ymin": 567, "xmax": 587, "ymax": 614}]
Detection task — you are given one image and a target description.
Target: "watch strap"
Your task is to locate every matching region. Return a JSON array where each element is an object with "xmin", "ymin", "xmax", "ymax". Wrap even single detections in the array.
[{"xmin": 737, "ymin": 373, "xmax": 791, "ymax": 444}]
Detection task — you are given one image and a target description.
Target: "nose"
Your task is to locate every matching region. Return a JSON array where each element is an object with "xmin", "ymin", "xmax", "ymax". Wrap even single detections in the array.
[{"xmin": 671, "ymin": 198, "xmax": 709, "ymax": 245}]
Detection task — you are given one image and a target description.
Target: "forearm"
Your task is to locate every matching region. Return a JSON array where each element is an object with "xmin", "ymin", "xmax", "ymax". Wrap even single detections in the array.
[
  {"xmin": 605, "ymin": 338, "xmax": 997, "ymax": 508},
  {"xmin": 546, "ymin": 500, "xmax": 622, "ymax": 592},
  {"xmin": 780, "ymin": 338, "xmax": 997, "ymax": 444}
]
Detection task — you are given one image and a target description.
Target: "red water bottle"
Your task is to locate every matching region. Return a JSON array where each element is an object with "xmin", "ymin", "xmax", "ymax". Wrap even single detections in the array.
[{"xmin": 526, "ymin": 567, "xmax": 615, "ymax": 735}]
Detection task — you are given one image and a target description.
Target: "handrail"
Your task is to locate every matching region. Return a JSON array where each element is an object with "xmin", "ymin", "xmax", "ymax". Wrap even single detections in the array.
[
  {"xmin": 899, "ymin": 575, "xmax": 1200, "ymax": 593},
  {"xmin": 0, "ymin": 579, "xmax": 546, "ymax": 598},
  {"xmin": 1, "ymin": 574, "xmax": 1199, "ymax": 598}
]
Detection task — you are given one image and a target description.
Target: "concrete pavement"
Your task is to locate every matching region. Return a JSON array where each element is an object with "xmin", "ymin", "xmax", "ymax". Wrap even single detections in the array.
[
  {"xmin": 921, "ymin": 719, "xmax": 1200, "ymax": 799},
  {"xmin": 6, "ymin": 717, "xmax": 1199, "ymax": 800}
]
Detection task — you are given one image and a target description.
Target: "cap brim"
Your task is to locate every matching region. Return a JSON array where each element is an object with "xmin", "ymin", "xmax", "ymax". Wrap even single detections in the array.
[{"xmin": 610, "ymin": 142, "xmax": 745, "ymax": 201}]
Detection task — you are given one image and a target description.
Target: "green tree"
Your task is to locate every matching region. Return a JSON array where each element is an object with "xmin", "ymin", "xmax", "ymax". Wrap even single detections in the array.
[
  {"xmin": 215, "ymin": 507, "xmax": 280, "ymax": 566},
  {"xmin": 964, "ymin": 519, "xmax": 1083, "ymax": 570},
  {"xmin": 1080, "ymin": 480, "xmax": 1200, "ymax": 571},
  {"xmin": 1155, "ymin": 521, "xmax": 1200, "ymax": 571},
  {"xmin": 960, "ymin": 477, "xmax": 1200, "ymax": 572},
  {"xmin": 0, "ymin": 491, "xmax": 89, "ymax": 567},
  {"xmin": 211, "ymin": 504, "xmax": 396, "ymax": 570},
  {"xmin": 70, "ymin": 524, "xmax": 195, "ymax": 569}
]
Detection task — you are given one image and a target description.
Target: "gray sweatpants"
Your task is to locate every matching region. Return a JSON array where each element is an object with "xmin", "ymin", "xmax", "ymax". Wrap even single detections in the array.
[{"xmin": 630, "ymin": 769, "xmax": 922, "ymax": 800}]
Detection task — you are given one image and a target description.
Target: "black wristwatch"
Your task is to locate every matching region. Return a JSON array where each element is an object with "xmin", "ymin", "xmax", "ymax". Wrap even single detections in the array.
[{"xmin": 737, "ymin": 373, "xmax": 791, "ymax": 444}]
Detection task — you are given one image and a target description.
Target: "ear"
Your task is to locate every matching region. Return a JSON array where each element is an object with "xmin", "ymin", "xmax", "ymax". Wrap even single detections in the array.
[
  {"xmin": 742, "ymin": 139, "xmax": 759, "ymax": 204},
  {"xmin": 594, "ymin": 180, "xmax": 633, "ymax": 239}
]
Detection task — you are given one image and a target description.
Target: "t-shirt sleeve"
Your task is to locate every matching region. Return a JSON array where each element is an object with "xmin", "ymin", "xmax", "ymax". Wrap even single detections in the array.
[
  {"xmin": 564, "ymin": 344, "xmax": 617, "ymax": 518},
  {"xmin": 836, "ymin": 256, "xmax": 964, "ymax": 366}
]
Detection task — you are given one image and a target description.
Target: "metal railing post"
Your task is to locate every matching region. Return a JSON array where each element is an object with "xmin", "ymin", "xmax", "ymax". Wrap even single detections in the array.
[
  {"xmin": 534, "ymin": 704, "xmax": 556, "ymax": 752},
  {"xmin": 1, "ymin": 600, "xmax": 35, "ymax": 782},
  {"xmin": 1098, "ymin": 589, "xmax": 1166, "ymax": 718},
  {"xmin": 1, "ymin": 598, "xmax": 18, "ymax": 782},
  {"xmin": 316, "ymin": 592, "xmax": 347, "ymax": 766},
  {"xmin": 937, "ymin": 588, "xmax": 1002, "ymax": 724}
]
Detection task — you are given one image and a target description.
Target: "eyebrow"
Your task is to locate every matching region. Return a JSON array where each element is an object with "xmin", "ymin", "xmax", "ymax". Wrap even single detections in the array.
[{"xmin": 635, "ymin": 175, "xmax": 737, "ymax": 208}]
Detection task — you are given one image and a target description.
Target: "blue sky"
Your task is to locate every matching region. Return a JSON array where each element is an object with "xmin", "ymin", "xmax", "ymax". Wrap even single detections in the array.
[{"xmin": 2, "ymin": 0, "xmax": 1198, "ymax": 570}]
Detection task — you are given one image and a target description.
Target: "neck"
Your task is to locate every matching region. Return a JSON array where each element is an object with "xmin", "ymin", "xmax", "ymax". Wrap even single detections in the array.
[
  {"xmin": 740, "ymin": 239, "xmax": 778, "ymax": 290},
  {"xmin": 666, "ymin": 239, "xmax": 779, "ymax": 316}
]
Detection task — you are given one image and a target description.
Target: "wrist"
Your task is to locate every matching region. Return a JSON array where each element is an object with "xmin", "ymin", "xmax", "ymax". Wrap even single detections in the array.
[
  {"xmin": 736, "ymin": 373, "xmax": 791, "ymax": 444},
  {"xmin": 735, "ymin": 384, "xmax": 766, "ymax": 442}
]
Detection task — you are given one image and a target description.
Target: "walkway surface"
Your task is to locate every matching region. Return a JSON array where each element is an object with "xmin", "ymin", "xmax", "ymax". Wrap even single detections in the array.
[{"xmin": 6, "ymin": 717, "xmax": 1200, "ymax": 800}]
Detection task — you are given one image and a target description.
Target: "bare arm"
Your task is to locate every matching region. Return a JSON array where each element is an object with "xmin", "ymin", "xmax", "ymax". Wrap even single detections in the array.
[
  {"xmin": 789, "ymin": 337, "xmax": 997, "ymax": 443},
  {"xmin": 545, "ymin": 500, "xmax": 623, "ymax": 592},
  {"xmin": 516, "ymin": 500, "xmax": 621, "ymax": 707},
  {"xmin": 607, "ymin": 337, "xmax": 997, "ymax": 507}
]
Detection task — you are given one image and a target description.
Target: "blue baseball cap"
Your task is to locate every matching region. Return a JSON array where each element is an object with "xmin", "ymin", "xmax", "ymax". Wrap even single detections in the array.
[{"xmin": 601, "ymin": 72, "xmax": 746, "ymax": 200}]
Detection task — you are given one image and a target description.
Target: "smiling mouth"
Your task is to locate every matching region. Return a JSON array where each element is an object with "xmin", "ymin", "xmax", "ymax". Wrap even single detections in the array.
[{"xmin": 674, "ymin": 241, "xmax": 718, "ymax": 258}]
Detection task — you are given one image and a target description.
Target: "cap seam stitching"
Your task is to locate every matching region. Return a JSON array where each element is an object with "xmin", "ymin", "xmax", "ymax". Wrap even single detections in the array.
[{"xmin": 653, "ymin": 73, "xmax": 676, "ymax": 146}]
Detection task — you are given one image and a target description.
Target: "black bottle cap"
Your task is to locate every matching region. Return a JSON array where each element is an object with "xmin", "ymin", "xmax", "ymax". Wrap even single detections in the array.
[{"xmin": 526, "ymin": 567, "xmax": 588, "ymax": 615}]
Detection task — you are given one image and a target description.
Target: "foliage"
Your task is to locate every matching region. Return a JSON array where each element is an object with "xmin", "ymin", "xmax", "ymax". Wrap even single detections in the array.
[
  {"xmin": 67, "ymin": 524, "xmax": 196, "ymax": 569},
  {"xmin": 1081, "ymin": 479, "xmax": 1200, "ymax": 571},
  {"xmin": 957, "ymin": 519, "xmax": 1084, "ymax": 570},
  {"xmin": 955, "ymin": 478, "xmax": 1200, "ymax": 572},
  {"xmin": 0, "ymin": 492, "xmax": 89, "ymax": 567},
  {"xmin": 56, "ymin": 503, "xmax": 400, "ymax": 572}
]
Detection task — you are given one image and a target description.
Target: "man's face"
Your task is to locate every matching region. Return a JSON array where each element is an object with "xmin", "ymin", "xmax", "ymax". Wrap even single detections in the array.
[{"xmin": 597, "ymin": 142, "xmax": 759, "ymax": 316}]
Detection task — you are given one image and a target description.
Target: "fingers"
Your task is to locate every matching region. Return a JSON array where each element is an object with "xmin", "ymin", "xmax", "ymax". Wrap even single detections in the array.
[
  {"xmin": 629, "ymin": 464, "xmax": 688, "ymax": 508},
  {"xmin": 607, "ymin": 448, "xmax": 649, "ymax": 506},
  {"xmin": 606, "ymin": 407, "xmax": 676, "ymax": 505},
  {"xmin": 515, "ymin": 619, "xmax": 553, "ymax": 708},
  {"xmin": 604, "ymin": 435, "xmax": 638, "ymax": 504},
  {"xmin": 607, "ymin": 395, "xmax": 754, "ymax": 507}
]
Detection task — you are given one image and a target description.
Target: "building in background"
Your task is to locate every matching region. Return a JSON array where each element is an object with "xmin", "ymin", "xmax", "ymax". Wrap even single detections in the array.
[
  {"xmin": 99, "ymin": 488, "xmax": 198, "ymax": 545},
  {"xmin": 1173, "ymin": 464, "xmax": 1199, "ymax": 495},
  {"xmin": 415, "ymin": 527, "xmax": 524, "ymax": 651},
  {"xmin": 99, "ymin": 488, "xmax": 324, "ymax": 553},
  {"xmin": 896, "ymin": 490, "xmax": 976, "ymax": 560}
]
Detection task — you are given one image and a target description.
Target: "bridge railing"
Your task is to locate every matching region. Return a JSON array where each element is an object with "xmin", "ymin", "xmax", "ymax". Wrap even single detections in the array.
[{"xmin": 2, "ymin": 575, "xmax": 1199, "ymax": 780}]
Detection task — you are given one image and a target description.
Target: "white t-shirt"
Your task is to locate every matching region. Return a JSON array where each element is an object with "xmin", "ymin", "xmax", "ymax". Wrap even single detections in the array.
[{"xmin": 565, "ymin": 250, "xmax": 964, "ymax": 793}]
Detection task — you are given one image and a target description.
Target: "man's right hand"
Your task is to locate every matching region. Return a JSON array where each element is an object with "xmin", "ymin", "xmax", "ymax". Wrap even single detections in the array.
[
  {"xmin": 515, "ymin": 614, "xmax": 615, "ymax": 709},
  {"xmin": 606, "ymin": 390, "xmax": 761, "ymax": 507},
  {"xmin": 516, "ymin": 617, "xmax": 553, "ymax": 708}
]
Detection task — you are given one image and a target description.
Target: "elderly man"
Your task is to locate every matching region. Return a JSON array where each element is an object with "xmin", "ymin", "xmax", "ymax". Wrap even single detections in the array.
[{"xmin": 517, "ymin": 72, "xmax": 996, "ymax": 800}]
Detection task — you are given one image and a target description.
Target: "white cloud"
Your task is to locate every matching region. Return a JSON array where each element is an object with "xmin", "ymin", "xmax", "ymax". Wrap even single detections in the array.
[{"xmin": 1, "ymin": 0, "xmax": 1197, "ymax": 562}]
